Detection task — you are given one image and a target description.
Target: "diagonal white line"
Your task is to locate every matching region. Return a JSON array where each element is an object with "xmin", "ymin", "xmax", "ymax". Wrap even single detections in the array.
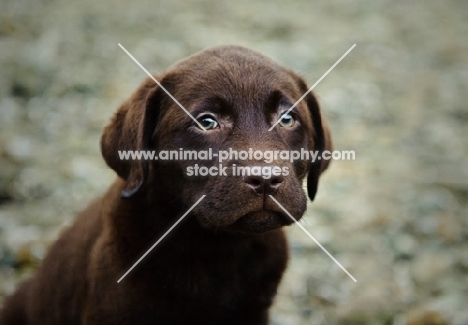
[
  {"xmin": 269, "ymin": 44, "xmax": 356, "ymax": 131},
  {"xmin": 268, "ymin": 195, "xmax": 357, "ymax": 282},
  {"xmin": 117, "ymin": 195, "xmax": 206, "ymax": 283},
  {"xmin": 118, "ymin": 43, "xmax": 206, "ymax": 131}
]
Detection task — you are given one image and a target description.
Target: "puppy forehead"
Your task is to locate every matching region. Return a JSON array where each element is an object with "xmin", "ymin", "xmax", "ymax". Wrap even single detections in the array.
[
  {"xmin": 167, "ymin": 46, "xmax": 299, "ymax": 105},
  {"xmin": 173, "ymin": 45, "xmax": 283, "ymax": 74}
]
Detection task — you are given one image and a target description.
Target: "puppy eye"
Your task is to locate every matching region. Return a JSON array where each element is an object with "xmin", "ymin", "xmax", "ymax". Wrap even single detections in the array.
[
  {"xmin": 198, "ymin": 115, "xmax": 219, "ymax": 130},
  {"xmin": 278, "ymin": 112, "xmax": 295, "ymax": 128}
]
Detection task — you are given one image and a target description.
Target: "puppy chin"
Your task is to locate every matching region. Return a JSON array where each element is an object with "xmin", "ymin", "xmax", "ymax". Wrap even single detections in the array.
[{"xmin": 228, "ymin": 210, "xmax": 294, "ymax": 234}]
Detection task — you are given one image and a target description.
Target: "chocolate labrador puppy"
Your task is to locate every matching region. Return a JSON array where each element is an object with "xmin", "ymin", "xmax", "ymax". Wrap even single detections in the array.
[{"xmin": 0, "ymin": 45, "xmax": 331, "ymax": 325}]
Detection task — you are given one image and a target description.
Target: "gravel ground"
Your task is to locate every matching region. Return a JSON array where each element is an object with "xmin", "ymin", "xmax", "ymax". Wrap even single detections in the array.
[{"xmin": 0, "ymin": 0, "xmax": 467, "ymax": 324}]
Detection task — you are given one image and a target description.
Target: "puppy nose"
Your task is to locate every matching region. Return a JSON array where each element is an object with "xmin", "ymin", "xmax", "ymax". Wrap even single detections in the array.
[{"xmin": 243, "ymin": 174, "xmax": 284, "ymax": 195}]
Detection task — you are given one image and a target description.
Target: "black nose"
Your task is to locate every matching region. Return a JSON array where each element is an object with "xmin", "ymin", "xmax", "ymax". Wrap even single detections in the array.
[{"xmin": 243, "ymin": 174, "xmax": 284, "ymax": 195}]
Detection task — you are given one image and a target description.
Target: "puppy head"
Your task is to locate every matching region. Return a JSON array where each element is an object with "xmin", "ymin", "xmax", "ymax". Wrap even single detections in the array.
[{"xmin": 101, "ymin": 45, "xmax": 332, "ymax": 233}]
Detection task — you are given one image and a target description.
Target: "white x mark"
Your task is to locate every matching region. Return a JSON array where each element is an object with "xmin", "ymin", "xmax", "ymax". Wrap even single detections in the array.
[
  {"xmin": 118, "ymin": 43, "xmax": 206, "ymax": 131},
  {"xmin": 269, "ymin": 44, "xmax": 356, "ymax": 131},
  {"xmin": 117, "ymin": 195, "xmax": 206, "ymax": 283},
  {"xmin": 269, "ymin": 195, "xmax": 357, "ymax": 282}
]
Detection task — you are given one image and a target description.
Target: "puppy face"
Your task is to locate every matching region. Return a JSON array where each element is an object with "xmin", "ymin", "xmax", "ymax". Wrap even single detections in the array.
[{"xmin": 101, "ymin": 45, "xmax": 331, "ymax": 233}]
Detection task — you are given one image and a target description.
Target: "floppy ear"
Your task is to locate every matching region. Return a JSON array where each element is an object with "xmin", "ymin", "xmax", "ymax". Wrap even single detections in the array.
[
  {"xmin": 306, "ymin": 93, "xmax": 332, "ymax": 201},
  {"xmin": 100, "ymin": 77, "xmax": 162, "ymax": 198},
  {"xmin": 294, "ymin": 78, "xmax": 333, "ymax": 201}
]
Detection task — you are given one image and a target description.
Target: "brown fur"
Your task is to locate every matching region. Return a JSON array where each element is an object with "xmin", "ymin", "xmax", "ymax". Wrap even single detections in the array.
[{"xmin": 0, "ymin": 45, "xmax": 332, "ymax": 325}]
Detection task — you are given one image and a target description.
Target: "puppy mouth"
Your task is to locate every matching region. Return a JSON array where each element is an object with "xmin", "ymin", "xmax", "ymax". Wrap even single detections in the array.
[
  {"xmin": 192, "ymin": 188, "xmax": 307, "ymax": 233},
  {"xmin": 230, "ymin": 209, "xmax": 294, "ymax": 233}
]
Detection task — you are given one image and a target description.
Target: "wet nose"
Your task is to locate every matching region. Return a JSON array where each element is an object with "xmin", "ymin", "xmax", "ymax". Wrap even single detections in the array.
[{"xmin": 243, "ymin": 174, "xmax": 284, "ymax": 195}]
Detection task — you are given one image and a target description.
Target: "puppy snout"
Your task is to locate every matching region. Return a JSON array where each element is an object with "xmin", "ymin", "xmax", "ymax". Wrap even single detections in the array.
[{"xmin": 243, "ymin": 173, "xmax": 284, "ymax": 195}]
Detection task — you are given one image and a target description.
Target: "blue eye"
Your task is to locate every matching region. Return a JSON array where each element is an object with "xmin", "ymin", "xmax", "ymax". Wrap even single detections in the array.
[
  {"xmin": 279, "ymin": 112, "xmax": 295, "ymax": 128},
  {"xmin": 198, "ymin": 115, "xmax": 219, "ymax": 130}
]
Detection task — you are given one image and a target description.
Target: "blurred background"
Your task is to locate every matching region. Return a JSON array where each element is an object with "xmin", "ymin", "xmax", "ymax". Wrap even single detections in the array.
[{"xmin": 0, "ymin": 0, "xmax": 467, "ymax": 324}]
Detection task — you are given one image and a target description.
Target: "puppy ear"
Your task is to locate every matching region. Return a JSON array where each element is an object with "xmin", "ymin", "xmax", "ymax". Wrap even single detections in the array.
[
  {"xmin": 306, "ymin": 91, "xmax": 332, "ymax": 201},
  {"xmin": 292, "ymin": 76, "xmax": 333, "ymax": 201},
  {"xmin": 100, "ymin": 77, "xmax": 162, "ymax": 198}
]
